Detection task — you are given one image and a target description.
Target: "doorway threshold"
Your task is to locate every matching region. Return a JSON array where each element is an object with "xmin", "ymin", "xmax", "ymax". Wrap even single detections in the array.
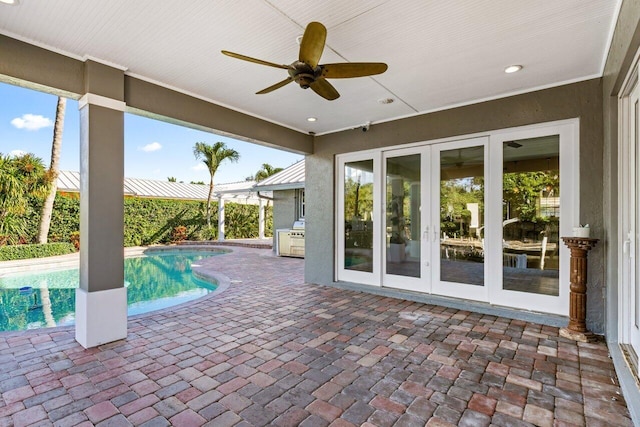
[{"xmin": 331, "ymin": 280, "xmax": 569, "ymax": 328}]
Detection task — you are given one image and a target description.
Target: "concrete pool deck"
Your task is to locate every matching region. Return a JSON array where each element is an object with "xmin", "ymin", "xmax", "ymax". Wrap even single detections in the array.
[{"xmin": 0, "ymin": 246, "xmax": 634, "ymax": 426}]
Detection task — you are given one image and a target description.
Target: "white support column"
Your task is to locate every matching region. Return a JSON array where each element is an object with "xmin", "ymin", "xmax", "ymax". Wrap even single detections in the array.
[
  {"xmin": 259, "ymin": 198, "xmax": 265, "ymax": 239},
  {"xmin": 218, "ymin": 196, "xmax": 225, "ymax": 241}
]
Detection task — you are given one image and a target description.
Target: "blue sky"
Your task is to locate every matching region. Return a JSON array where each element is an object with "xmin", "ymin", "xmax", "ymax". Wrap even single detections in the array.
[{"xmin": 0, "ymin": 82, "xmax": 303, "ymax": 184}]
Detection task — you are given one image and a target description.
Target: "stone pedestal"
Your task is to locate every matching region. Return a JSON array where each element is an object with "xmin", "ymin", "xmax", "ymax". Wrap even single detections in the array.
[{"xmin": 560, "ymin": 237, "xmax": 599, "ymax": 342}]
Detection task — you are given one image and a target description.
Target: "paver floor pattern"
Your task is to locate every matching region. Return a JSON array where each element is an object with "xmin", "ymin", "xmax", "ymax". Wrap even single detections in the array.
[{"xmin": 0, "ymin": 247, "xmax": 633, "ymax": 426}]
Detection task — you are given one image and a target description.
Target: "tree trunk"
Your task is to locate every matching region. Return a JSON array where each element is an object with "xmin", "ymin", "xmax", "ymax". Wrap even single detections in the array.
[
  {"xmin": 206, "ymin": 175, "xmax": 214, "ymax": 227},
  {"xmin": 37, "ymin": 97, "xmax": 66, "ymax": 244}
]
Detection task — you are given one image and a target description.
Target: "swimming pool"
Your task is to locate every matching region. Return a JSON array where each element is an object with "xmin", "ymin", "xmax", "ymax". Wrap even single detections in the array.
[{"xmin": 0, "ymin": 249, "xmax": 223, "ymax": 332}]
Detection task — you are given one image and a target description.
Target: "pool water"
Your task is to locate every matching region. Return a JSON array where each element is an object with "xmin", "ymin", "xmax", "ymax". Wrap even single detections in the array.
[{"xmin": 0, "ymin": 250, "xmax": 221, "ymax": 332}]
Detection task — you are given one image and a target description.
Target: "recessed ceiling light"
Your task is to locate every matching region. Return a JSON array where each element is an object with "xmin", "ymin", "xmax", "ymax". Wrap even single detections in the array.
[
  {"xmin": 504, "ymin": 65, "xmax": 523, "ymax": 74},
  {"xmin": 0, "ymin": 0, "xmax": 19, "ymax": 4},
  {"xmin": 307, "ymin": 117, "xmax": 317, "ymax": 122},
  {"xmin": 296, "ymin": 35, "xmax": 303, "ymax": 45}
]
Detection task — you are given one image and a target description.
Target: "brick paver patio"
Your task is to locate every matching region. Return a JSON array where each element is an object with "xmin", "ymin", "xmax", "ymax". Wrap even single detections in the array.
[{"xmin": 0, "ymin": 246, "xmax": 633, "ymax": 426}]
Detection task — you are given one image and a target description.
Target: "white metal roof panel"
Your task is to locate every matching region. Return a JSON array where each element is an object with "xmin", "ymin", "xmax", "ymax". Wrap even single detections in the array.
[
  {"xmin": 56, "ymin": 171, "xmax": 268, "ymax": 204},
  {"xmin": 254, "ymin": 159, "xmax": 305, "ymax": 191}
]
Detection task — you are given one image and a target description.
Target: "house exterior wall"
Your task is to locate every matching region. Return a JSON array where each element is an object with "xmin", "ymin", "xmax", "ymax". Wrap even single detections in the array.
[{"xmin": 306, "ymin": 78, "xmax": 605, "ymax": 332}]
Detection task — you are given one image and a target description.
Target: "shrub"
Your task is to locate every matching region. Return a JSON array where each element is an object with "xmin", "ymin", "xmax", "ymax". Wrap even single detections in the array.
[
  {"xmin": 171, "ymin": 225, "xmax": 188, "ymax": 243},
  {"xmin": 69, "ymin": 231, "xmax": 80, "ymax": 250},
  {"xmin": 0, "ymin": 242, "xmax": 75, "ymax": 261},
  {"xmin": 21, "ymin": 193, "xmax": 273, "ymax": 248}
]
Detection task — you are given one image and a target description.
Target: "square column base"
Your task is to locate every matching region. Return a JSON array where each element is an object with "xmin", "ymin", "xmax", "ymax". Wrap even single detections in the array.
[
  {"xmin": 559, "ymin": 327, "xmax": 598, "ymax": 343},
  {"xmin": 75, "ymin": 287, "xmax": 127, "ymax": 348}
]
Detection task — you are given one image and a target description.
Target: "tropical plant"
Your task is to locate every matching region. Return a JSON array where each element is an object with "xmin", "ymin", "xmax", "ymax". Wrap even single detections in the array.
[
  {"xmin": 0, "ymin": 153, "xmax": 50, "ymax": 244},
  {"xmin": 167, "ymin": 176, "xmax": 177, "ymax": 182},
  {"xmin": 193, "ymin": 141, "xmax": 240, "ymax": 227},
  {"xmin": 37, "ymin": 96, "xmax": 66, "ymax": 244},
  {"xmin": 254, "ymin": 163, "xmax": 283, "ymax": 182}
]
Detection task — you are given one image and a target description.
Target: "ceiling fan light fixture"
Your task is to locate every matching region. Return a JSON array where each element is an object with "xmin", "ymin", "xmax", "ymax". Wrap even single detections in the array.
[
  {"xmin": 504, "ymin": 65, "xmax": 523, "ymax": 74},
  {"xmin": 307, "ymin": 117, "xmax": 317, "ymax": 122}
]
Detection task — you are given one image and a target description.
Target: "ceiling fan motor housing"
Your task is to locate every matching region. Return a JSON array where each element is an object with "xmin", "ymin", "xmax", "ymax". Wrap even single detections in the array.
[{"xmin": 289, "ymin": 61, "xmax": 322, "ymax": 88}]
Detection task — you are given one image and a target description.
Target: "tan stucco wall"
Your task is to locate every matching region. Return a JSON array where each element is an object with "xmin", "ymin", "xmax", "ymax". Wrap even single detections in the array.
[{"xmin": 306, "ymin": 79, "xmax": 605, "ymax": 332}]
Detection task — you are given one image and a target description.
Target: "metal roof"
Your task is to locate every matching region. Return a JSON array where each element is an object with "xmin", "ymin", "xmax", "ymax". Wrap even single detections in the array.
[
  {"xmin": 253, "ymin": 159, "xmax": 305, "ymax": 191},
  {"xmin": 57, "ymin": 171, "xmax": 269, "ymax": 204}
]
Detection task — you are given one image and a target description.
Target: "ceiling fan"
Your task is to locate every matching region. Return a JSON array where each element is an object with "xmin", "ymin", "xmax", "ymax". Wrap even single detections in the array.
[{"xmin": 222, "ymin": 21, "xmax": 388, "ymax": 101}]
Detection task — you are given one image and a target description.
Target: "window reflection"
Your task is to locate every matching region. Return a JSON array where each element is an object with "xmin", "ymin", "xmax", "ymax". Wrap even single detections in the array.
[
  {"xmin": 502, "ymin": 136, "xmax": 560, "ymax": 296},
  {"xmin": 440, "ymin": 146, "xmax": 485, "ymax": 286},
  {"xmin": 344, "ymin": 160, "xmax": 374, "ymax": 272},
  {"xmin": 386, "ymin": 155, "xmax": 420, "ymax": 277}
]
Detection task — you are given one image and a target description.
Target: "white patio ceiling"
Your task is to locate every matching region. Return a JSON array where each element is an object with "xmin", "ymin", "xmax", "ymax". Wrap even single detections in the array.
[{"xmin": 0, "ymin": 1, "xmax": 620, "ymax": 136}]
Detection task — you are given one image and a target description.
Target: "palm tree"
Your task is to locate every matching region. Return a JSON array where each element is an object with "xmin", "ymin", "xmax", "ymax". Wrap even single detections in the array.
[
  {"xmin": 254, "ymin": 163, "xmax": 283, "ymax": 182},
  {"xmin": 0, "ymin": 153, "xmax": 49, "ymax": 244},
  {"xmin": 193, "ymin": 142, "xmax": 240, "ymax": 227},
  {"xmin": 37, "ymin": 96, "xmax": 66, "ymax": 244}
]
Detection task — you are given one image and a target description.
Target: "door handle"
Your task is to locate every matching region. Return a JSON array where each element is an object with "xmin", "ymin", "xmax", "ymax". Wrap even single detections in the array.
[
  {"xmin": 624, "ymin": 231, "xmax": 632, "ymax": 257},
  {"xmin": 423, "ymin": 226, "xmax": 429, "ymax": 239}
]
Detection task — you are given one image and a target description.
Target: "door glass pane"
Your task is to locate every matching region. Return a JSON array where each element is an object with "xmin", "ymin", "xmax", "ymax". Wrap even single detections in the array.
[
  {"xmin": 502, "ymin": 136, "xmax": 559, "ymax": 295},
  {"xmin": 440, "ymin": 146, "xmax": 484, "ymax": 285},
  {"xmin": 386, "ymin": 154, "xmax": 420, "ymax": 277},
  {"xmin": 344, "ymin": 160, "xmax": 374, "ymax": 272}
]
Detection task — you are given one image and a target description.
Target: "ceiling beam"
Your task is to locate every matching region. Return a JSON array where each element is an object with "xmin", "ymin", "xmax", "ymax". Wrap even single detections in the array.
[{"xmin": 0, "ymin": 34, "xmax": 312, "ymax": 155}]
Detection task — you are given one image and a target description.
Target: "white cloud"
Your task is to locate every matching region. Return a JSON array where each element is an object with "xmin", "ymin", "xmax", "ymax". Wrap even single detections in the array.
[
  {"xmin": 9, "ymin": 150, "xmax": 26, "ymax": 157},
  {"xmin": 139, "ymin": 142, "xmax": 162, "ymax": 152},
  {"xmin": 191, "ymin": 163, "xmax": 207, "ymax": 171},
  {"xmin": 10, "ymin": 114, "xmax": 54, "ymax": 131}
]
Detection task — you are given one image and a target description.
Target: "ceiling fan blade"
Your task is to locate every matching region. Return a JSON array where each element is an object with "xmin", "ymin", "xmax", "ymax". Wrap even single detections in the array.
[
  {"xmin": 221, "ymin": 50, "xmax": 289, "ymax": 70},
  {"xmin": 321, "ymin": 62, "xmax": 388, "ymax": 78},
  {"xmin": 299, "ymin": 22, "xmax": 326, "ymax": 68},
  {"xmin": 256, "ymin": 77, "xmax": 293, "ymax": 94},
  {"xmin": 310, "ymin": 78, "xmax": 340, "ymax": 101}
]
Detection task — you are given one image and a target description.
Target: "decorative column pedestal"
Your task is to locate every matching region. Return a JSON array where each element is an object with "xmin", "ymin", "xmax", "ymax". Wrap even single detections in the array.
[{"xmin": 560, "ymin": 237, "xmax": 599, "ymax": 342}]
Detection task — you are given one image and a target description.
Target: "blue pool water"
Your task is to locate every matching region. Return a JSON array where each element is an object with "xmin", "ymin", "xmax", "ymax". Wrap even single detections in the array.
[{"xmin": 0, "ymin": 250, "xmax": 222, "ymax": 332}]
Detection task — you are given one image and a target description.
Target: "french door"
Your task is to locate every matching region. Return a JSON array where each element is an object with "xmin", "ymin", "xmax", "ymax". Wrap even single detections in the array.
[
  {"xmin": 621, "ymin": 76, "xmax": 640, "ymax": 362},
  {"xmin": 381, "ymin": 137, "xmax": 488, "ymax": 300},
  {"xmin": 337, "ymin": 121, "xmax": 577, "ymax": 316}
]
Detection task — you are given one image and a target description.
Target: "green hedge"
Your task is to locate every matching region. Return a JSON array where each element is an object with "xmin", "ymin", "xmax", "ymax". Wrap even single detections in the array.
[
  {"xmin": 0, "ymin": 242, "xmax": 76, "ymax": 261},
  {"xmin": 23, "ymin": 193, "xmax": 273, "ymax": 247}
]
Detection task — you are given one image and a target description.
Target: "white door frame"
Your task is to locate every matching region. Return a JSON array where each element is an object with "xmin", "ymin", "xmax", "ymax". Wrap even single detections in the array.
[
  {"xmin": 382, "ymin": 146, "xmax": 431, "ymax": 292},
  {"xmin": 335, "ymin": 119, "xmax": 579, "ymax": 316},
  {"xmin": 336, "ymin": 150, "xmax": 382, "ymax": 286},
  {"xmin": 618, "ymin": 57, "xmax": 640, "ymax": 358},
  {"xmin": 488, "ymin": 121, "xmax": 578, "ymax": 315},
  {"xmin": 431, "ymin": 137, "xmax": 490, "ymax": 302}
]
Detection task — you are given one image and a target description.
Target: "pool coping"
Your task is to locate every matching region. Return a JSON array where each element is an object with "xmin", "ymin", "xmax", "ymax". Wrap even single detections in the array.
[{"xmin": 0, "ymin": 245, "xmax": 235, "ymax": 336}]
